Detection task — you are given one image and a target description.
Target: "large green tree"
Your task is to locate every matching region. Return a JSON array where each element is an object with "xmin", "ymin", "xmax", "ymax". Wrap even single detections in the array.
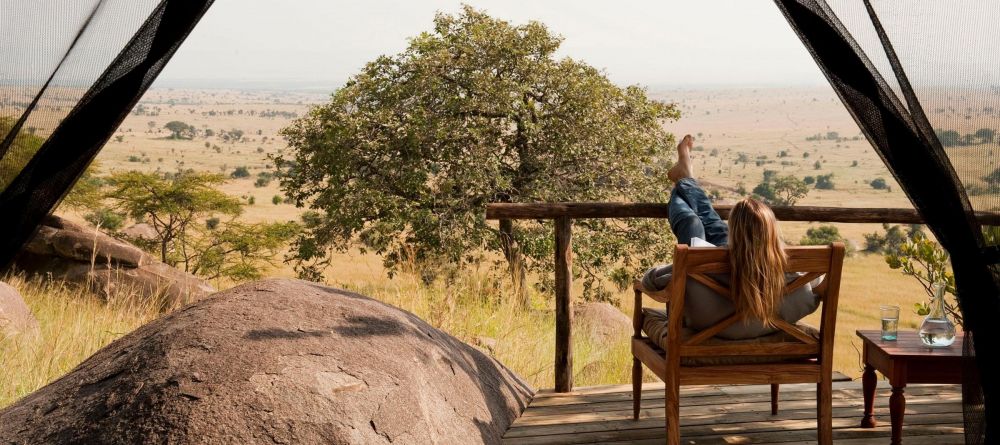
[{"xmin": 277, "ymin": 7, "xmax": 680, "ymax": 303}]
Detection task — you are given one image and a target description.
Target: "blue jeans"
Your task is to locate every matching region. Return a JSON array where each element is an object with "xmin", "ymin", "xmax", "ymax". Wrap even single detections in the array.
[{"xmin": 668, "ymin": 178, "xmax": 729, "ymax": 246}]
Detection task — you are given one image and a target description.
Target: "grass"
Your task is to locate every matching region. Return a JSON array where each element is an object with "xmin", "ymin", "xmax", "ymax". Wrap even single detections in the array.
[
  {"xmin": 0, "ymin": 248, "xmax": 933, "ymax": 410},
  {"xmin": 0, "ymin": 274, "xmax": 162, "ymax": 407}
]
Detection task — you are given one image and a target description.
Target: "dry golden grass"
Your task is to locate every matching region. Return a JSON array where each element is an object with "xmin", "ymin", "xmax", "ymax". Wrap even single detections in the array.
[
  {"xmin": 0, "ymin": 248, "xmax": 934, "ymax": 410},
  {"xmin": 0, "ymin": 274, "xmax": 162, "ymax": 407}
]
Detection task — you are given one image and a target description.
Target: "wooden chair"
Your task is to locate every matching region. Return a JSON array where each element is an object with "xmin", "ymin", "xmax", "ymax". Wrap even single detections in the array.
[{"xmin": 631, "ymin": 242, "xmax": 845, "ymax": 445}]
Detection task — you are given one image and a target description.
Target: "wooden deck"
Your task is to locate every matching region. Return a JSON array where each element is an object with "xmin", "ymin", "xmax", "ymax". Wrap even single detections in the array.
[{"xmin": 503, "ymin": 381, "xmax": 963, "ymax": 444}]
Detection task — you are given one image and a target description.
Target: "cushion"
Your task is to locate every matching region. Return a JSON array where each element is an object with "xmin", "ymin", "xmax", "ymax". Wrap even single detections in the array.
[
  {"xmin": 640, "ymin": 265, "xmax": 823, "ymax": 340},
  {"xmin": 640, "ymin": 308, "xmax": 820, "ymax": 366}
]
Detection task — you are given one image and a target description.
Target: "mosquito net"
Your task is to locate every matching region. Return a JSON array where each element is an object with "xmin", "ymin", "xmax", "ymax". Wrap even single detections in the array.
[
  {"xmin": 776, "ymin": 1, "xmax": 999, "ymax": 442},
  {"xmin": 0, "ymin": 0, "xmax": 214, "ymax": 267}
]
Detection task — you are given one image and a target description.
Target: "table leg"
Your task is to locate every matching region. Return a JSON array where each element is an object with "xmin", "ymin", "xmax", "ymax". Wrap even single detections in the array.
[
  {"xmin": 861, "ymin": 364, "xmax": 877, "ymax": 428},
  {"xmin": 890, "ymin": 385, "xmax": 905, "ymax": 445}
]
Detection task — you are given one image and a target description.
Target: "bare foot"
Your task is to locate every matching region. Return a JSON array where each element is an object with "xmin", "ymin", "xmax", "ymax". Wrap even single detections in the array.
[{"xmin": 668, "ymin": 134, "xmax": 695, "ymax": 182}]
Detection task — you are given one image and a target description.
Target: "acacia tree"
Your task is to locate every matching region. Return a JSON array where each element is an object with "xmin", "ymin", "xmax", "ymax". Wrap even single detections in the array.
[
  {"xmin": 277, "ymin": 7, "xmax": 679, "ymax": 303},
  {"xmin": 164, "ymin": 120, "xmax": 194, "ymax": 139},
  {"xmin": 106, "ymin": 171, "xmax": 242, "ymax": 263}
]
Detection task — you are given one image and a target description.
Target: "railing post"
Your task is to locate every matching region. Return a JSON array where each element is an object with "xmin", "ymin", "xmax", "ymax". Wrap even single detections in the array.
[{"xmin": 554, "ymin": 217, "xmax": 573, "ymax": 392}]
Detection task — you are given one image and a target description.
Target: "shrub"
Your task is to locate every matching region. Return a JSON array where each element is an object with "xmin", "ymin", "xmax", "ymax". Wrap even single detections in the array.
[
  {"xmin": 870, "ymin": 178, "xmax": 889, "ymax": 190},
  {"xmin": 815, "ymin": 174, "xmax": 835, "ymax": 190},
  {"xmin": 800, "ymin": 225, "xmax": 843, "ymax": 246},
  {"xmin": 231, "ymin": 166, "xmax": 251, "ymax": 179},
  {"xmin": 205, "ymin": 217, "xmax": 220, "ymax": 230},
  {"xmin": 272, "ymin": 195, "xmax": 282, "ymax": 205},
  {"xmin": 84, "ymin": 208, "xmax": 125, "ymax": 232}
]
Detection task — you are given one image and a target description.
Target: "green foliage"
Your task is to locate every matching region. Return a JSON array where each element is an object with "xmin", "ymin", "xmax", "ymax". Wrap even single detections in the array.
[
  {"xmin": 83, "ymin": 207, "xmax": 125, "ymax": 232},
  {"xmin": 272, "ymin": 194, "xmax": 282, "ymax": 205},
  {"xmin": 863, "ymin": 223, "xmax": 910, "ymax": 254},
  {"xmin": 101, "ymin": 171, "xmax": 297, "ymax": 282},
  {"xmin": 936, "ymin": 129, "xmax": 961, "ymax": 147},
  {"xmin": 164, "ymin": 120, "xmax": 194, "ymax": 139},
  {"xmin": 803, "ymin": 175, "xmax": 815, "ymax": 185},
  {"xmin": 185, "ymin": 220, "xmax": 301, "ymax": 281},
  {"xmin": 813, "ymin": 160, "xmax": 822, "ymax": 170},
  {"xmin": 230, "ymin": 166, "xmax": 251, "ymax": 178},
  {"xmin": 752, "ymin": 173, "xmax": 809, "ymax": 206},
  {"xmin": 800, "ymin": 225, "xmax": 844, "ymax": 246},
  {"xmin": 205, "ymin": 217, "xmax": 220, "ymax": 230},
  {"xmin": 275, "ymin": 6, "xmax": 679, "ymax": 302},
  {"xmin": 254, "ymin": 171, "xmax": 273, "ymax": 187},
  {"xmin": 61, "ymin": 163, "xmax": 105, "ymax": 210},
  {"xmin": 0, "ymin": 117, "xmax": 45, "ymax": 191},
  {"xmin": 884, "ymin": 232, "xmax": 962, "ymax": 326},
  {"xmin": 105, "ymin": 171, "xmax": 242, "ymax": 263},
  {"xmin": 815, "ymin": 173, "xmax": 835, "ymax": 190},
  {"xmin": 975, "ymin": 128, "xmax": 995, "ymax": 144},
  {"xmin": 983, "ymin": 167, "xmax": 1000, "ymax": 190}
]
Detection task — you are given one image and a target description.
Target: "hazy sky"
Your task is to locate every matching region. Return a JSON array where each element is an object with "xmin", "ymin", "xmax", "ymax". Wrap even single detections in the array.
[{"xmin": 156, "ymin": 0, "xmax": 826, "ymax": 89}]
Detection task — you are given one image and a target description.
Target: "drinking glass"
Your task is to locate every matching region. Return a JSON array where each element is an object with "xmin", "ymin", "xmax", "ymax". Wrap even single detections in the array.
[{"xmin": 880, "ymin": 305, "xmax": 900, "ymax": 341}]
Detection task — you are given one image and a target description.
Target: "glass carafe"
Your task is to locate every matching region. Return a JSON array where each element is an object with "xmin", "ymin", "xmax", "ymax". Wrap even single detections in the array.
[{"xmin": 918, "ymin": 282, "xmax": 957, "ymax": 347}]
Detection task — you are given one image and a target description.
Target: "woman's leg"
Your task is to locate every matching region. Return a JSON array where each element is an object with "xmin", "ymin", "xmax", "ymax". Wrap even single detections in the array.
[
  {"xmin": 667, "ymin": 135, "xmax": 729, "ymax": 246},
  {"xmin": 672, "ymin": 178, "xmax": 729, "ymax": 246}
]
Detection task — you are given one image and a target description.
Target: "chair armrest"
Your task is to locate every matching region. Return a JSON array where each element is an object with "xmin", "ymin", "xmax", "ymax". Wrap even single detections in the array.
[
  {"xmin": 632, "ymin": 279, "xmax": 672, "ymax": 339},
  {"xmin": 633, "ymin": 280, "xmax": 671, "ymax": 303}
]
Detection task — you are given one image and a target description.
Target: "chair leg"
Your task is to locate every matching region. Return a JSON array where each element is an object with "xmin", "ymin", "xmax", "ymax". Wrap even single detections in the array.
[
  {"xmin": 770, "ymin": 383, "xmax": 779, "ymax": 415},
  {"xmin": 817, "ymin": 379, "xmax": 833, "ymax": 445},
  {"xmin": 632, "ymin": 358, "xmax": 642, "ymax": 420},
  {"xmin": 665, "ymin": 380, "xmax": 681, "ymax": 445}
]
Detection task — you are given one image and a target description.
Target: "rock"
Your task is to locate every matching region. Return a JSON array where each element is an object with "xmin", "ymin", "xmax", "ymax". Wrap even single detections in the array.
[
  {"xmin": 0, "ymin": 279, "xmax": 533, "ymax": 444},
  {"xmin": 474, "ymin": 336, "xmax": 498, "ymax": 353},
  {"xmin": 573, "ymin": 301, "xmax": 632, "ymax": 345},
  {"xmin": 10, "ymin": 215, "xmax": 214, "ymax": 309},
  {"xmin": 0, "ymin": 282, "xmax": 39, "ymax": 339},
  {"xmin": 120, "ymin": 223, "xmax": 157, "ymax": 241}
]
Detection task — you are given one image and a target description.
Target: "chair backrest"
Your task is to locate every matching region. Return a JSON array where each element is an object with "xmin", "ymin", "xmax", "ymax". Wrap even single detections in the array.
[{"xmin": 664, "ymin": 242, "xmax": 845, "ymax": 362}]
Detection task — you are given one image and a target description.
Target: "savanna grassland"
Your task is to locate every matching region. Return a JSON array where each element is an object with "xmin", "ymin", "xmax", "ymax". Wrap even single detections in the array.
[{"xmin": 5, "ymin": 84, "xmax": 979, "ymax": 407}]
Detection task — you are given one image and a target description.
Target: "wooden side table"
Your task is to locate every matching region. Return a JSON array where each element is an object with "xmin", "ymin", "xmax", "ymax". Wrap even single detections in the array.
[{"xmin": 856, "ymin": 330, "xmax": 963, "ymax": 445}]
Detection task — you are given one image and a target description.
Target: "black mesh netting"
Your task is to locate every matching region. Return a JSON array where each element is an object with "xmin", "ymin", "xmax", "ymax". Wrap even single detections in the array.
[
  {"xmin": 775, "ymin": 1, "xmax": 999, "ymax": 443},
  {"xmin": 0, "ymin": 0, "xmax": 213, "ymax": 267}
]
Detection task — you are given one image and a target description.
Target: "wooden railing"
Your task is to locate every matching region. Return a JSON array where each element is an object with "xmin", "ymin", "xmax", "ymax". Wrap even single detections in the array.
[{"xmin": 485, "ymin": 202, "xmax": 1000, "ymax": 393}]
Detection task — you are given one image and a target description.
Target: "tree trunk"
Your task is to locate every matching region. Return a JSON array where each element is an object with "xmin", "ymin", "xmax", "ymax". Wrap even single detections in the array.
[{"xmin": 499, "ymin": 218, "xmax": 529, "ymax": 306}]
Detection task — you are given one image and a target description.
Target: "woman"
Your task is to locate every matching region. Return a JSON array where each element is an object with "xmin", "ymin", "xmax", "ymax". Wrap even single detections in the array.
[{"xmin": 641, "ymin": 135, "xmax": 821, "ymax": 339}]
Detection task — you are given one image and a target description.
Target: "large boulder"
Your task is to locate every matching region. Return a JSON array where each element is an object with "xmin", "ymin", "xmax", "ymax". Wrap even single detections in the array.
[
  {"xmin": 0, "ymin": 281, "xmax": 39, "ymax": 339},
  {"xmin": 573, "ymin": 301, "xmax": 632, "ymax": 345},
  {"xmin": 0, "ymin": 279, "xmax": 533, "ymax": 444},
  {"xmin": 10, "ymin": 215, "xmax": 214, "ymax": 309}
]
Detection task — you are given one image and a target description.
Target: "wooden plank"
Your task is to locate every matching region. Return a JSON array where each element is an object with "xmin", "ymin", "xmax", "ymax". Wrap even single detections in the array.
[
  {"xmin": 678, "ymin": 364, "xmax": 821, "ymax": 385},
  {"xmin": 683, "ymin": 312, "xmax": 742, "ymax": 346},
  {"xmin": 510, "ymin": 393, "xmax": 961, "ymax": 427},
  {"xmin": 485, "ymin": 202, "xmax": 1000, "ymax": 225},
  {"xmin": 517, "ymin": 385, "xmax": 955, "ymax": 418},
  {"xmin": 506, "ymin": 402, "xmax": 961, "ymax": 440},
  {"xmin": 504, "ymin": 414, "xmax": 963, "ymax": 445},
  {"xmin": 681, "ymin": 343, "xmax": 820, "ymax": 357},
  {"xmin": 554, "ymin": 217, "xmax": 573, "ymax": 393},
  {"xmin": 596, "ymin": 434, "xmax": 965, "ymax": 445},
  {"xmin": 688, "ymin": 273, "xmax": 732, "ymax": 299}
]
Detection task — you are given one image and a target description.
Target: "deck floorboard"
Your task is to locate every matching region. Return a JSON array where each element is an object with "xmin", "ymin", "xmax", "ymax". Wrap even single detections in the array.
[{"xmin": 503, "ymin": 382, "xmax": 963, "ymax": 444}]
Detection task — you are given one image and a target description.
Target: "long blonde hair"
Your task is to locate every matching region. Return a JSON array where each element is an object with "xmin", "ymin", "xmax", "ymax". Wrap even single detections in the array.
[{"xmin": 728, "ymin": 198, "xmax": 787, "ymax": 326}]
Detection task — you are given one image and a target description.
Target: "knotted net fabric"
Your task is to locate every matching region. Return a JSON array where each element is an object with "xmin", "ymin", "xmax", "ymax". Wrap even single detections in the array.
[
  {"xmin": 775, "ymin": 1, "xmax": 999, "ymax": 442},
  {"xmin": 0, "ymin": 0, "xmax": 213, "ymax": 267}
]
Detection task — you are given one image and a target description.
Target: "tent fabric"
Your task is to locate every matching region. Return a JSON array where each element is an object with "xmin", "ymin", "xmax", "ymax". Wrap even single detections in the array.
[
  {"xmin": 0, "ymin": 0, "xmax": 214, "ymax": 268},
  {"xmin": 775, "ymin": 1, "xmax": 997, "ymax": 442}
]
